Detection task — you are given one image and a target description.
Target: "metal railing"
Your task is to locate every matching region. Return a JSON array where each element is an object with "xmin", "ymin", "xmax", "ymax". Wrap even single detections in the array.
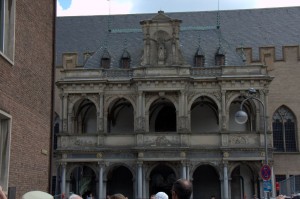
[{"xmin": 279, "ymin": 175, "xmax": 300, "ymax": 196}]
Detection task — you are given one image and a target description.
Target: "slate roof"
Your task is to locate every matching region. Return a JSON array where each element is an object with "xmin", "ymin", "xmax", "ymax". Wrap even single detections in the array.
[{"xmin": 56, "ymin": 7, "xmax": 300, "ymax": 68}]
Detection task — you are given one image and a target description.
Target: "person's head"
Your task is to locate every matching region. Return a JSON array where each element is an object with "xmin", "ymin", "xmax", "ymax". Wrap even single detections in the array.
[
  {"xmin": 110, "ymin": 193, "xmax": 127, "ymax": 199},
  {"xmin": 0, "ymin": 186, "xmax": 8, "ymax": 199},
  {"xmin": 151, "ymin": 194, "xmax": 156, "ymax": 199},
  {"xmin": 211, "ymin": 195, "xmax": 216, "ymax": 199},
  {"xmin": 69, "ymin": 194, "xmax": 83, "ymax": 199},
  {"xmin": 156, "ymin": 192, "xmax": 168, "ymax": 199},
  {"xmin": 171, "ymin": 179, "xmax": 193, "ymax": 199}
]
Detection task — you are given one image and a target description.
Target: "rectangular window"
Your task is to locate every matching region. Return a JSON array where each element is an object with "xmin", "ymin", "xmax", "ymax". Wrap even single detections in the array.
[
  {"xmin": 0, "ymin": 0, "xmax": 15, "ymax": 62},
  {"xmin": 0, "ymin": 110, "xmax": 12, "ymax": 193}
]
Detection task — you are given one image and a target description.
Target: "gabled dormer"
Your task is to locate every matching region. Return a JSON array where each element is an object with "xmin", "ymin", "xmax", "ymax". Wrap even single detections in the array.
[{"xmin": 140, "ymin": 11, "xmax": 184, "ymax": 66}]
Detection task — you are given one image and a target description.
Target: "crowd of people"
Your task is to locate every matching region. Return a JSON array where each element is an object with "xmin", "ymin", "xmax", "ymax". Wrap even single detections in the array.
[
  {"xmin": 1, "ymin": 179, "xmax": 288, "ymax": 199},
  {"xmin": 0, "ymin": 179, "xmax": 192, "ymax": 199}
]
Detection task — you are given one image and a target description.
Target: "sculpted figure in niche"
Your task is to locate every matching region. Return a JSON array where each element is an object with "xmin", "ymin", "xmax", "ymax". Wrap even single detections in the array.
[{"xmin": 158, "ymin": 41, "xmax": 166, "ymax": 62}]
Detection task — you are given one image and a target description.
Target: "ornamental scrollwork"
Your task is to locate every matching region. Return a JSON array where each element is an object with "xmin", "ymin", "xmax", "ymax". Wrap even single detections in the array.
[{"xmin": 229, "ymin": 136, "xmax": 248, "ymax": 145}]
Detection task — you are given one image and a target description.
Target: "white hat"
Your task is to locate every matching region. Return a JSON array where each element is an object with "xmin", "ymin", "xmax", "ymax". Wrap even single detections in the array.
[
  {"xmin": 155, "ymin": 192, "xmax": 168, "ymax": 199},
  {"xmin": 22, "ymin": 191, "xmax": 53, "ymax": 199}
]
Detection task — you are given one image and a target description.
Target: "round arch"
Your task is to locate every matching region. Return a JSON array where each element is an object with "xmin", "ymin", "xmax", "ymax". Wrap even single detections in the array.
[
  {"xmin": 189, "ymin": 95, "xmax": 220, "ymax": 132},
  {"xmin": 145, "ymin": 95, "xmax": 178, "ymax": 113},
  {"xmin": 69, "ymin": 96, "xmax": 99, "ymax": 114},
  {"xmin": 192, "ymin": 164, "xmax": 221, "ymax": 199},
  {"xmin": 146, "ymin": 162, "xmax": 179, "ymax": 180},
  {"xmin": 103, "ymin": 163, "xmax": 135, "ymax": 181},
  {"xmin": 148, "ymin": 163, "xmax": 178, "ymax": 199},
  {"xmin": 190, "ymin": 162, "xmax": 221, "ymax": 178},
  {"xmin": 105, "ymin": 164, "xmax": 134, "ymax": 199},
  {"xmin": 106, "ymin": 97, "xmax": 135, "ymax": 133},
  {"xmin": 188, "ymin": 93, "xmax": 221, "ymax": 112},
  {"xmin": 72, "ymin": 98, "xmax": 98, "ymax": 134},
  {"xmin": 105, "ymin": 96, "xmax": 137, "ymax": 114},
  {"xmin": 67, "ymin": 164, "xmax": 97, "ymax": 198},
  {"xmin": 229, "ymin": 163, "xmax": 259, "ymax": 199},
  {"xmin": 148, "ymin": 98, "xmax": 177, "ymax": 132}
]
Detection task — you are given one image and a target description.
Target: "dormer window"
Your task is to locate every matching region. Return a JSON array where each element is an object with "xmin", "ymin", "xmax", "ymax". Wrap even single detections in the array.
[
  {"xmin": 195, "ymin": 55, "xmax": 205, "ymax": 67},
  {"xmin": 215, "ymin": 46, "xmax": 226, "ymax": 66},
  {"xmin": 120, "ymin": 49, "xmax": 131, "ymax": 69},
  {"xmin": 195, "ymin": 46, "xmax": 205, "ymax": 67},
  {"xmin": 101, "ymin": 58, "xmax": 110, "ymax": 69},
  {"xmin": 215, "ymin": 54, "xmax": 225, "ymax": 66},
  {"xmin": 121, "ymin": 58, "xmax": 130, "ymax": 69},
  {"xmin": 101, "ymin": 49, "xmax": 111, "ymax": 69}
]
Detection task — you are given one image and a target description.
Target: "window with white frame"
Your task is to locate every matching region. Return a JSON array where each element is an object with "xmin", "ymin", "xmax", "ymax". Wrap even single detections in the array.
[
  {"xmin": 0, "ymin": 0, "xmax": 15, "ymax": 62},
  {"xmin": 0, "ymin": 110, "xmax": 11, "ymax": 192}
]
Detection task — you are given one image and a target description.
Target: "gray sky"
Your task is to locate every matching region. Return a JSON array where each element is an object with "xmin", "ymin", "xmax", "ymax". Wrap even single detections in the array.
[{"xmin": 57, "ymin": 0, "xmax": 300, "ymax": 16}]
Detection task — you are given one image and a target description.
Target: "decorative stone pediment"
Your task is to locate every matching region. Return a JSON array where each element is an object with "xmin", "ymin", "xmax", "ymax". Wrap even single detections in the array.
[{"xmin": 151, "ymin": 11, "xmax": 172, "ymax": 21}]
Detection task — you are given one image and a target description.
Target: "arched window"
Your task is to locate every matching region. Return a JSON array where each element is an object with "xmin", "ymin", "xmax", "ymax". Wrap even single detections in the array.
[{"xmin": 273, "ymin": 106, "xmax": 297, "ymax": 152}]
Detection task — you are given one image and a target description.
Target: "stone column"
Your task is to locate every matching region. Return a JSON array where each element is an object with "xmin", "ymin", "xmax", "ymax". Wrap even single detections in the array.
[
  {"xmin": 223, "ymin": 162, "xmax": 229, "ymax": 199},
  {"xmin": 103, "ymin": 180, "xmax": 107, "ymax": 199},
  {"xmin": 98, "ymin": 162, "xmax": 104, "ymax": 199},
  {"xmin": 138, "ymin": 91, "xmax": 143, "ymax": 117},
  {"xmin": 186, "ymin": 163, "xmax": 190, "ymax": 180},
  {"xmin": 62, "ymin": 93, "xmax": 68, "ymax": 132},
  {"xmin": 98, "ymin": 93, "xmax": 104, "ymax": 132},
  {"xmin": 221, "ymin": 90, "xmax": 226, "ymax": 131},
  {"xmin": 181, "ymin": 161, "xmax": 187, "ymax": 179},
  {"xmin": 136, "ymin": 92, "xmax": 145, "ymax": 132},
  {"xmin": 180, "ymin": 90, "xmax": 185, "ymax": 116},
  {"xmin": 142, "ymin": 163, "xmax": 147, "ymax": 199},
  {"xmin": 179, "ymin": 90, "xmax": 188, "ymax": 131},
  {"xmin": 137, "ymin": 161, "xmax": 143, "ymax": 199},
  {"xmin": 61, "ymin": 162, "xmax": 67, "ymax": 196}
]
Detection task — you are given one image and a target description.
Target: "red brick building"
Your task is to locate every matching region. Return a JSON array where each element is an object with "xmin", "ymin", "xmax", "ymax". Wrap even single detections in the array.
[{"xmin": 0, "ymin": 0, "xmax": 55, "ymax": 198}]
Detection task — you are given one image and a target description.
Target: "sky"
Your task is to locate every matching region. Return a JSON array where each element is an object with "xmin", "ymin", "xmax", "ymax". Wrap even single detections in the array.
[{"xmin": 57, "ymin": 0, "xmax": 300, "ymax": 16}]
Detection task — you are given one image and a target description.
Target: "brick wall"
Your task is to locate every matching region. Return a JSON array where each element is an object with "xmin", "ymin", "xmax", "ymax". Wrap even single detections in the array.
[{"xmin": 0, "ymin": 0, "xmax": 54, "ymax": 198}]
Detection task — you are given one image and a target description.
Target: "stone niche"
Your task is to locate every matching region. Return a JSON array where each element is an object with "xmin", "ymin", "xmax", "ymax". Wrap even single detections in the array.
[{"xmin": 140, "ymin": 11, "xmax": 185, "ymax": 66}]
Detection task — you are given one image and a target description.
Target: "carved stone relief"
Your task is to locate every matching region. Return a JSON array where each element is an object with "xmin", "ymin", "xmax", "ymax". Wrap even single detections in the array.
[
  {"xmin": 143, "ymin": 135, "xmax": 180, "ymax": 147},
  {"xmin": 229, "ymin": 135, "xmax": 249, "ymax": 145}
]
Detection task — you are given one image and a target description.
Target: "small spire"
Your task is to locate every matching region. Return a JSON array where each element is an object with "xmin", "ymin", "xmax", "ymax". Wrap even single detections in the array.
[
  {"xmin": 124, "ymin": 39, "xmax": 127, "ymax": 49},
  {"xmin": 196, "ymin": 35, "xmax": 205, "ymax": 56},
  {"xmin": 217, "ymin": 0, "xmax": 220, "ymax": 29}
]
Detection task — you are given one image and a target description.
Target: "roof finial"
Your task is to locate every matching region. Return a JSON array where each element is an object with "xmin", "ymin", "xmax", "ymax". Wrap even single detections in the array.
[
  {"xmin": 124, "ymin": 39, "xmax": 128, "ymax": 49},
  {"xmin": 108, "ymin": 0, "xmax": 111, "ymax": 15},
  {"xmin": 217, "ymin": 0, "xmax": 220, "ymax": 29}
]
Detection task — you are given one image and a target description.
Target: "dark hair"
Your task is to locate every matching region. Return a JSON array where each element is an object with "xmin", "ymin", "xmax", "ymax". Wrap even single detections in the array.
[{"xmin": 172, "ymin": 179, "xmax": 193, "ymax": 199}]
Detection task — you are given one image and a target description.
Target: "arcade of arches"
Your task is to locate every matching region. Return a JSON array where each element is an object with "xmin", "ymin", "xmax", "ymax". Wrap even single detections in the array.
[
  {"xmin": 54, "ymin": 92, "xmax": 298, "ymax": 199},
  {"xmin": 56, "ymin": 162, "xmax": 262, "ymax": 199}
]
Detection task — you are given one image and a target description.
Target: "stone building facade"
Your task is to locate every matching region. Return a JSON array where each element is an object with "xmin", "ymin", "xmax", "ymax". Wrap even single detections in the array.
[
  {"xmin": 54, "ymin": 8, "xmax": 300, "ymax": 199},
  {"xmin": 0, "ymin": 0, "xmax": 55, "ymax": 198}
]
